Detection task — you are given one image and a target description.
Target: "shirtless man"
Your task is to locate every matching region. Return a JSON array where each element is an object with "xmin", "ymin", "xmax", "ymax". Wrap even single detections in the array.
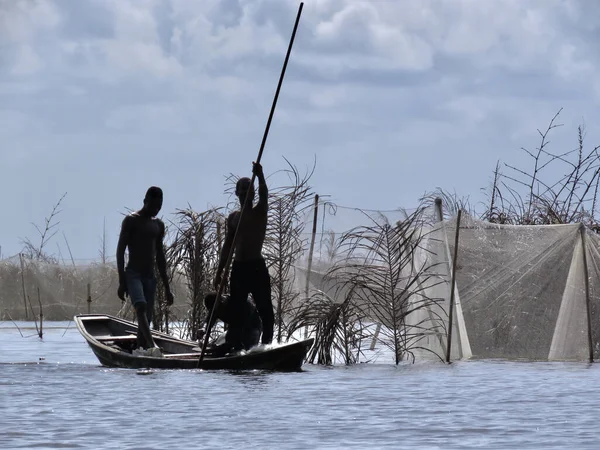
[
  {"xmin": 214, "ymin": 161, "xmax": 274, "ymax": 345},
  {"xmin": 116, "ymin": 186, "xmax": 174, "ymax": 353}
]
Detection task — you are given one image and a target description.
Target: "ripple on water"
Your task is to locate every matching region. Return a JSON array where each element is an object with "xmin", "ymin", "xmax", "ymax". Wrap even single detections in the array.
[{"xmin": 2, "ymin": 325, "xmax": 600, "ymax": 449}]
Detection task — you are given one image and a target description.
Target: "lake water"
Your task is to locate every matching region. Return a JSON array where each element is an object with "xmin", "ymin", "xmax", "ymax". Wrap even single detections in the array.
[{"xmin": 1, "ymin": 321, "xmax": 599, "ymax": 449}]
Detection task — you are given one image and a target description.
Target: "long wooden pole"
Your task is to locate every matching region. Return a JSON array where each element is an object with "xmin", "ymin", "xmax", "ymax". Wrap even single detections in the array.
[
  {"xmin": 580, "ymin": 224, "xmax": 594, "ymax": 363},
  {"xmin": 198, "ymin": 2, "xmax": 304, "ymax": 365},
  {"xmin": 445, "ymin": 209, "xmax": 462, "ymax": 363}
]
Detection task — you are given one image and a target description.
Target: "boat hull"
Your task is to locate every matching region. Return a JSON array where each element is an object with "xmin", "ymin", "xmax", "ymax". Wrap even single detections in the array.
[{"xmin": 74, "ymin": 314, "xmax": 313, "ymax": 371}]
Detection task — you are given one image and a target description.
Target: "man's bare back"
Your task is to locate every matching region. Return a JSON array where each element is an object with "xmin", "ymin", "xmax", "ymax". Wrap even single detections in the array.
[
  {"xmin": 228, "ymin": 204, "xmax": 267, "ymax": 262},
  {"xmin": 215, "ymin": 161, "xmax": 268, "ymax": 282},
  {"xmin": 213, "ymin": 162, "xmax": 275, "ymax": 345}
]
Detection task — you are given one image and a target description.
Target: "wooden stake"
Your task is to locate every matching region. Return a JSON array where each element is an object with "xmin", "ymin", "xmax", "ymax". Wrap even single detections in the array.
[
  {"xmin": 198, "ymin": 2, "xmax": 304, "ymax": 365},
  {"xmin": 370, "ymin": 323, "xmax": 381, "ymax": 350},
  {"xmin": 87, "ymin": 283, "xmax": 92, "ymax": 314},
  {"xmin": 580, "ymin": 224, "xmax": 594, "ymax": 363},
  {"xmin": 37, "ymin": 287, "xmax": 43, "ymax": 339},
  {"xmin": 19, "ymin": 253, "xmax": 28, "ymax": 319},
  {"xmin": 305, "ymin": 194, "xmax": 319, "ymax": 298},
  {"xmin": 303, "ymin": 194, "xmax": 319, "ymax": 338},
  {"xmin": 445, "ymin": 210, "xmax": 462, "ymax": 364}
]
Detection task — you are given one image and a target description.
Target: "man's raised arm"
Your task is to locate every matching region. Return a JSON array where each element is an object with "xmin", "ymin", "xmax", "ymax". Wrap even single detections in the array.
[{"xmin": 253, "ymin": 162, "xmax": 268, "ymax": 212}]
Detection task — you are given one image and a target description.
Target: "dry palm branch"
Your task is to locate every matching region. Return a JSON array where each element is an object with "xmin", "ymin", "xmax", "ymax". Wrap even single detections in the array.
[{"xmin": 324, "ymin": 207, "xmax": 446, "ymax": 364}]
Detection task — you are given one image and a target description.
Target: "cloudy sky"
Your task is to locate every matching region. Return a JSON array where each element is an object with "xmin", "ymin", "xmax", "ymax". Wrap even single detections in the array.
[{"xmin": 1, "ymin": 0, "xmax": 599, "ymax": 261}]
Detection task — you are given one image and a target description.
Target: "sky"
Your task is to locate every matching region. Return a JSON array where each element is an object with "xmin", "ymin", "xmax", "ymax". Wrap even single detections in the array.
[{"xmin": 1, "ymin": 0, "xmax": 599, "ymax": 262}]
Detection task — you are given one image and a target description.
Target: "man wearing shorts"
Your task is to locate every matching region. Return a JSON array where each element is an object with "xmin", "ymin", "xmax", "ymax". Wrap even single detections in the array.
[
  {"xmin": 214, "ymin": 162, "xmax": 274, "ymax": 345},
  {"xmin": 116, "ymin": 186, "xmax": 174, "ymax": 355}
]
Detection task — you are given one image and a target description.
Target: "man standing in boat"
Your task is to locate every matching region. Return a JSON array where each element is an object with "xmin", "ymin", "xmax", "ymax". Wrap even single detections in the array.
[
  {"xmin": 214, "ymin": 161, "xmax": 274, "ymax": 346},
  {"xmin": 116, "ymin": 186, "xmax": 174, "ymax": 356}
]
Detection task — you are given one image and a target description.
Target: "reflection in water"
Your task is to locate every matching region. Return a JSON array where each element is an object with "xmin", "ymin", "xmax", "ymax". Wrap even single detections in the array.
[{"xmin": 226, "ymin": 369, "xmax": 274, "ymax": 390}]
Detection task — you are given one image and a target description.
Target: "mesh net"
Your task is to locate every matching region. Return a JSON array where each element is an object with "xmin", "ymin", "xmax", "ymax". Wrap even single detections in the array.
[
  {"xmin": 0, "ymin": 255, "xmax": 189, "ymax": 322},
  {"xmin": 293, "ymin": 204, "xmax": 600, "ymax": 362},
  {"xmin": 441, "ymin": 215, "xmax": 597, "ymax": 361}
]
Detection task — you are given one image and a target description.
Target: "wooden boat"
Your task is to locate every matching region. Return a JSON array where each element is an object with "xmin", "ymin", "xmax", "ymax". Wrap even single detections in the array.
[{"xmin": 74, "ymin": 314, "xmax": 314, "ymax": 371}]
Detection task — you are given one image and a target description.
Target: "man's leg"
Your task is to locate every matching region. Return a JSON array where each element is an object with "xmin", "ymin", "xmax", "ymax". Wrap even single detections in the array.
[
  {"xmin": 251, "ymin": 259, "xmax": 274, "ymax": 345},
  {"xmin": 241, "ymin": 311, "xmax": 262, "ymax": 350},
  {"xmin": 228, "ymin": 261, "xmax": 251, "ymax": 351},
  {"xmin": 126, "ymin": 269, "xmax": 156, "ymax": 349},
  {"xmin": 142, "ymin": 275, "xmax": 157, "ymax": 328}
]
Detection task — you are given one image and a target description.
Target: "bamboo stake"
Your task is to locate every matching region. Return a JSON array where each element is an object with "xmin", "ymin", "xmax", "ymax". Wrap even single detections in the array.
[
  {"xmin": 198, "ymin": 2, "xmax": 304, "ymax": 365},
  {"xmin": 303, "ymin": 194, "xmax": 319, "ymax": 338},
  {"xmin": 370, "ymin": 323, "xmax": 381, "ymax": 350},
  {"xmin": 445, "ymin": 209, "xmax": 462, "ymax": 364},
  {"xmin": 580, "ymin": 224, "xmax": 594, "ymax": 363},
  {"xmin": 19, "ymin": 253, "xmax": 28, "ymax": 319},
  {"xmin": 87, "ymin": 283, "xmax": 92, "ymax": 314},
  {"xmin": 28, "ymin": 292, "xmax": 39, "ymax": 337},
  {"xmin": 37, "ymin": 287, "xmax": 43, "ymax": 339},
  {"xmin": 305, "ymin": 194, "xmax": 319, "ymax": 298}
]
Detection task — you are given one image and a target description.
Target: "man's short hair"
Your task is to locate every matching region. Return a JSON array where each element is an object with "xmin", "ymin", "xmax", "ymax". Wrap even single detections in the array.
[
  {"xmin": 236, "ymin": 177, "xmax": 252, "ymax": 192},
  {"xmin": 145, "ymin": 186, "xmax": 163, "ymax": 200}
]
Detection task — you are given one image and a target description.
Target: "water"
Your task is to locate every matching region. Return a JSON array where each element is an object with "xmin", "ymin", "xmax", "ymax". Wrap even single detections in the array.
[{"xmin": 1, "ymin": 322, "xmax": 599, "ymax": 449}]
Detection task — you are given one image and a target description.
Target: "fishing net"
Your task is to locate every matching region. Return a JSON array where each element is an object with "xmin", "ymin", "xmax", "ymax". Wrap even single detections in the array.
[
  {"xmin": 0, "ymin": 255, "xmax": 189, "ymax": 322},
  {"xmin": 0, "ymin": 255, "xmax": 121, "ymax": 321},
  {"xmin": 293, "ymin": 204, "xmax": 600, "ymax": 362}
]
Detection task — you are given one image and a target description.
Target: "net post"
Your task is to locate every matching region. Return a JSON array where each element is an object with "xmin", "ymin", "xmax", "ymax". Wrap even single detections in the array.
[
  {"xmin": 87, "ymin": 283, "xmax": 92, "ymax": 314},
  {"xmin": 579, "ymin": 223, "xmax": 594, "ymax": 363},
  {"xmin": 303, "ymin": 194, "xmax": 319, "ymax": 338},
  {"xmin": 434, "ymin": 197, "xmax": 443, "ymax": 222},
  {"xmin": 445, "ymin": 209, "xmax": 462, "ymax": 364},
  {"xmin": 37, "ymin": 287, "xmax": 43, "ymax": 339},
  {"xmin": 19, "ymin": 253, "xmax": 29, "ymax": 319}
]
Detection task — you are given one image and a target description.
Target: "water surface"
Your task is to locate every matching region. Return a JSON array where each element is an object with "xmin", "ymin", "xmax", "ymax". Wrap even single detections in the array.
[{"xmin": 1, "ymin": 322, "xmax": 599, "ymax": 449}]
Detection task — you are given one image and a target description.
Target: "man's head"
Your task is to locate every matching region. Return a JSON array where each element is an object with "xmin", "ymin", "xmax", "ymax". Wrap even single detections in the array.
[
  {"xmin": 204, "ymin": 292, "xmax": 217, "ymax": 312},
  {"xmin": 235, "ymin": 177, "xmax": 254, "ymax": 205},
  {"xmin": 143, "ymin": 186, "xmax": 163, "ymax": 217},
  {"xmin": 204, "ymin": 292, "xmax": 228, "ymax": 314}
]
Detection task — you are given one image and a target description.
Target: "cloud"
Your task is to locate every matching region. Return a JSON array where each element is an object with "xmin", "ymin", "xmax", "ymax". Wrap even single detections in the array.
[
  {"xmin": 1, "ymin": 0, "xmax": 600, "ymax": 259},
  {"xmin": 105, "ymin": 102, "xmax": 188, "ymax": 133},
  {"xmin": 0, "ymin": 0, "xmax": 61, "ymax": 76}
]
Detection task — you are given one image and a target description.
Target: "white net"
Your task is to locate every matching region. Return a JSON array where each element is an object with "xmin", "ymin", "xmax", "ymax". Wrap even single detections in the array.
[
  {"xmin": 293, "ymin": 205, "xmax": 600, "ymax": 362},
  {"xmin": 0, "ymin": 255, "xmax": 121, "ymax": 321},
  {"xmin": 0, "ymin": 254, "xmax": 189, "ymax": 322}
]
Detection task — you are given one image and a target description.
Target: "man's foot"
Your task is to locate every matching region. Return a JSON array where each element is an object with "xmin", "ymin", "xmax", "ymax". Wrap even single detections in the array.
[
  {"xmin": 146, "ymin": 347, "xmax": 163, "ymax": 358},
  {"xmin": 132, "ymin": 347, "xmax": 146, "ymax": 357},
  {"xmin": 132, "ymin": 346, "xmax": 163, "ymax": 358}
]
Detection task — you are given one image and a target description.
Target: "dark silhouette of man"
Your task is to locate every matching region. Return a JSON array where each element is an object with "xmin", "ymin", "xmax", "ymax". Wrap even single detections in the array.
[
  {"xmin": 200, "ymin": 292, "xmax": 262, "ymax": 357},
  {"xmin": 116, "ymin": 186, "xmax": 173, "ymax": 355},
  {"xmin": 214, "ymin": 161, "xmax": 274, "ymax": 345}
]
